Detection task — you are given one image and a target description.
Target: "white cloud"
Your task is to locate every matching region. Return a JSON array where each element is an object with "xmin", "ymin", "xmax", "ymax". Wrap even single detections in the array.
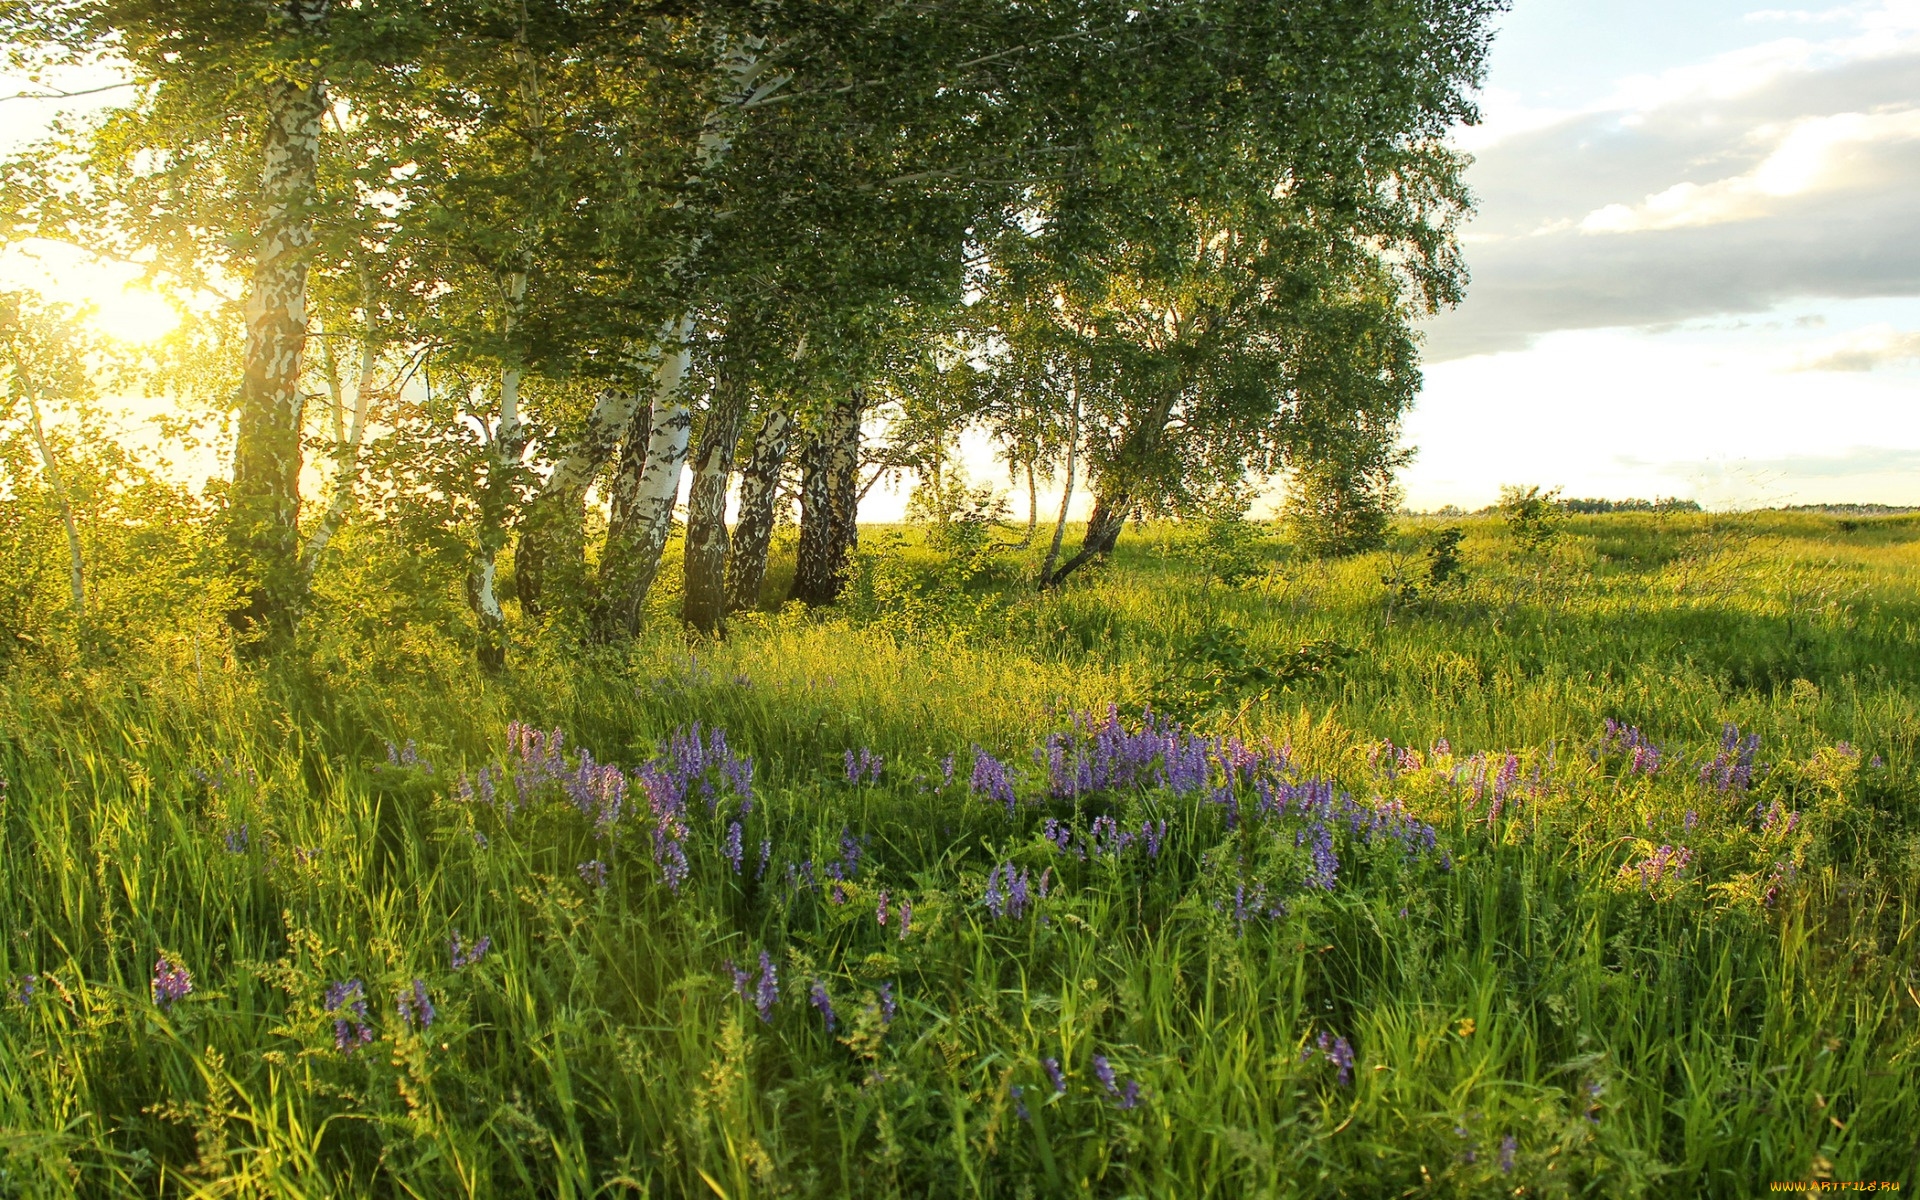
[
  {"xmin": 1576, "ymin": 107, "xmax": 1920, "ymax": 233},
  {"xmin": 1787, "ymin": 323, "xmax": 1920, "ymax": 369}
]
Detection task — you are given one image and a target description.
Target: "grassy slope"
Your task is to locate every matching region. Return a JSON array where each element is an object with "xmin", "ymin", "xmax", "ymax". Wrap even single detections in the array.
[{"xmin": 0, "ymin": 511, "xmax": 1915, "ymax": 1197}]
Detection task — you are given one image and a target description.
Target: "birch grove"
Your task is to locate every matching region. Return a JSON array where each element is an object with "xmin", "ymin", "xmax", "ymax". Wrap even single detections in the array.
[{"xmin": 9, "ymin": 0, "xmax": 1501, "ymax": 663}]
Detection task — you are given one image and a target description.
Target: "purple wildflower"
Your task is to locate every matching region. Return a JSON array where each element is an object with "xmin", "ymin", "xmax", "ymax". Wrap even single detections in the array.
[
  {"xmin": 1043, "ymin": 1057, "xmax": 1066, "ymax": 1094},
  {"xmin": 578, "ymin": 859, "xmax": 608, "ymax": 888},
  {"xmin": 809, "ymin": 981, "xmax": 837, "ymax": 1032},
  {"xmin": 897, "ymin": 897, "xmax": 912, "ymax": 939},
  {"xmin": 450, "ymin": 932, "xmax": 491, "ymax": 971},
  {"xmin": 970, "ymin": 747, "xmax": 1018, "ymax": 814},
  {"xmin": 396, "ymin": 979, "xmax": 434, "ymax": 1030},
  {"xmin": 1499, "ymin": 1135, "xmax": 1516, "ymax": 1174},
  {"xmin": 877, "ymin": 981, "xmax": 896, "ymax": 1025},
  {"xmin": 724, "ymin": 822, "xmax": 744, "ymax": 874},
  {"xmin": 151, "ymin": 956, "xmax": 193, "ymax": 1008},
  {"xmin": 876, "ymin": 890, "xmax": 889, "ymax": 926},
  {"xmin": 754, "ymin": 951, "xmax": 778, "ymax": 1023},
  {"xmin": 325, "ymin": 980, "xmax": 374, "ymax": 1052},
  {"xmin": 757, "ymin": 838, "xmax": 772, "ymax": 880},
  {"xmin": 1011, "ymin": 1082, "xmax": 1030, "ymax": 1121},
  {"xmin": 223, "ymin": 824, "xmax": 249, "ymax": 854}
]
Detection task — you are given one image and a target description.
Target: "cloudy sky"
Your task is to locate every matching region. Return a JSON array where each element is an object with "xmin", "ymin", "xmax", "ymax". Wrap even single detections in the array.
[{"xmin": 1406, "ymin": 0, "xmax": 1920, "ymax": 508}]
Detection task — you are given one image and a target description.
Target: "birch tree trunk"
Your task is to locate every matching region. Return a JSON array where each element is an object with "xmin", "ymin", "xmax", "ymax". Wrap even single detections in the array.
[
  {"xmin": 790, "ymin": 392, "xmax": 862, "ymax": 606},
  {"xmin": 596, "ymin": 320, "xmax": 695, "ymax": 638},
  {"xmin": 680, "ymin": 359, "xmax": 751, "ymax": 633},
  {"xmin": 587, "ymin": 36, "xmax": 782, "ymax": 633},
  {"xmin": 21, "ymin": 382, "xmax": 84, "ymax": 619},
  {"xmin": 474, "ymin": 351, "xmax": 529, "ymax": 671},
  {"xmin": 1041, "ymin": 489, "xmax": 1129, "ymax": 588},
  {"xmin": 300, "ymin": 315, "xmax": 376, "ymax": 581},
  {"xmin": 514, "ymin": 383, "xmax": 642, "ymax": 616},
  {"xmin": 1038, "ymin": 378, "xmax": 1080, "ymax": 586},
  {"xmin": 226, "ymin": 0, "xmax": 330, "ymax": 648},
  {"xmin": 723, "ymin": 407, "xmax": 792, "ymax": 613}
]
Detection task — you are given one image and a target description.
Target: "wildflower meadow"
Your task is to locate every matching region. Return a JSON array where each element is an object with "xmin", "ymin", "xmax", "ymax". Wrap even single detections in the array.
[{"xmin": 0, "ymin": 511, "xmax": 1916, "ymax": 1196}]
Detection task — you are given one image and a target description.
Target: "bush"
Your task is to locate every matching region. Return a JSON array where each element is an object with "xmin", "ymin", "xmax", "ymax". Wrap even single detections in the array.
[
  {"xmin": 1286, "ymin": 457, "xmax": 1399, "ymax": 558},
  {"xmin": 1500, "ymin": 485, "xmax": 1565, "ymax": 553}
]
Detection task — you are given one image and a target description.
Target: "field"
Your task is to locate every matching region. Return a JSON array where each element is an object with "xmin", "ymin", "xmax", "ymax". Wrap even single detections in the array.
[{"xmin": 1, "ymin": 510, "xmax": 1916, "ymax": 1197}]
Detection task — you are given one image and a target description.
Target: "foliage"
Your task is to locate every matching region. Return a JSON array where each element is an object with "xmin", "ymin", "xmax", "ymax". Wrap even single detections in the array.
[
  {"xmin": 1285, "ymin": 449, "xmax": 1403, "ymax": 559},
  {"xmin": 1501, "ymin": 484, "xmax": 1567, "ymax": 553},
  {"xmin": 1188, "ymin": 510, "xmax": 1274, "ymax": 587},
  {"xmin": 1147, "ymin": 625, "xmax": 1357, "ymax": 721}
]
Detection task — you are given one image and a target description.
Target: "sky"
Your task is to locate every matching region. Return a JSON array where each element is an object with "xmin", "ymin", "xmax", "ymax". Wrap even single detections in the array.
[
  {"xmin": 4, "ymin": 2, "xmax": 1918, "ymax": 512},
  {"xmin": 1406, "ymin": 0, "xmax": 1920, "ymax": 509}
]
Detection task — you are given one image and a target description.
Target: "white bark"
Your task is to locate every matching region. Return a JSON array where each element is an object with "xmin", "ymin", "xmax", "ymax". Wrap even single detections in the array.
[
  {"xmin": 301, "ymin": 327, "xmax": 375, "ymax": 578},
  {"xmin": 1040, "ymin": 375, "xmax": 1080, "ymax": 586},
  {"xmin": 22, "ymin": 380, "xmax": 84, "ymax": 617},
  {"xmin": 628, "ymin": 315, "xmax": 697, "ymax": 551}
]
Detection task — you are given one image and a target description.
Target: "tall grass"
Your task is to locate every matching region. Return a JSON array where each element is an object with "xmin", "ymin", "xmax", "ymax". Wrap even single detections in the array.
[{"xmin": 0, "ymin": 512, "xmax": 1915, "ymax": 1196}]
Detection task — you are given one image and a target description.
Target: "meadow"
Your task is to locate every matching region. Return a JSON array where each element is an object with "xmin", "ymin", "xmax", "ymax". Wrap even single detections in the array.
[{"xmin": 1, "ymin": 509, "xmax": 1916, "ymax": 1197}]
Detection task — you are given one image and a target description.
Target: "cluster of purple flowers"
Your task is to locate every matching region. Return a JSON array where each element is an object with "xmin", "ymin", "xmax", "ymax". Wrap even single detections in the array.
[
  {"xmin": 970, "ymin": 747, "xmax": 1019, "ymax": 813},
  {"xmin": 326, "ymin": 980, "xmax": 374, "ymax": 1052},
  {"xmin": 561, "ymin": 748, "xmax": 627, "ymax": 836},
  {"xmin": 1700, "ymin": 724, "xmax": 1764, "ymax": 793},
  {"xmin": 809, "ymin": 981, "xmax": 837, "ymax": 1032},
  {"xmin": 844, "ymin": 747, "xmax": 883, "ymax": 785},
  {"xmin": 10, "ymin": 974, "xmax": 36, "ymax": 1005},
  {"xmin": 385, "ymin": 739, "xmax": 434, "ymax": 773},
  {"xmin": 723, "ymin": 822, "xmax": 745, "ymax": 874},
  {"xmin": 1091, "ymin": 1054, "xmax": 1142, "ymax": 1109},
  {"xmin": 727, "ymin": 950, "xmax": 779, "ymax": 1023},
  {"xmin": 873, "ymin": 981, "xmax": 897, "ymax": 1025},
  {"xmin": 1297, "ymin": 822, "xmax": 1340, "ymax": 890},
  {"xmin": 450, "ymin": 932, "xmax": 491, "ymax": 971},
  {"xmin": 1600, "ymin": 719, "xmax": 1663, "ymax": 777},
  {"xmin": 1758, "ymin": 799, "xmax": 1800, "ymax": 837},
  {"xmin": 1040, "ymin": 816, "xmax": 1168, "ymax": 861},
  {"xmin": 872, "ymin": 892, "xmax": 912, "ymax": 938},
  {"xmin": 578, "ymin": 859, "xmax": 609, "ymax": 888},
  {"xmin": 395, "ymin": 979, "xmax": 435, "ymax": 1031},
  {"xmin": 151, "ymin": 956, "xmax": 192, "ymax": 1008},
  {"xmin": 222, "ymin": 824, "xmax": 249, "ymax": 854},
  {"xmin": 1040, "ymin": 707, "xmax": 1272, "ymax": 802},
  {"xmin": 1450, "ymin": 751, "xmax": 1528, "ymax": 820},
  {"xmin": 983, "ymin": 861, "xmax": 1046, "ymax": 919},
  {"xmin": 1630, "ymin": 843, "xmax": 1694, "ymax": 890},
  {"xmin": 823, "ymin": 829, "xmax": 866, "ymax": 883},
  {"xmin": 454, "ymin": 765, "xmax": 503, "ymax": 811},
  {"xmin": 1223, "ymin": 880, "xmax": 1289, "ymax": 929},
  {"xmin": 1301, "ymin": 1030, "xmax": 1356, "ymax": 1086}
]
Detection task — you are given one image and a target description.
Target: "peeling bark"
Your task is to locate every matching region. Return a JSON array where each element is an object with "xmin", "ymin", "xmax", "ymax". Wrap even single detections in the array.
[
  {"xmin": 790, "ymin": 393, "xmax": 862, "ymax": 607},
  {"xmin": 596, "ymin": 320, "xmax": 695, "ymax": 638},
  {"xmin": 724, "ymin": 407, "xmax": 792, "ymax": 613},
  {"xmin": 1041, "ymin": 489, "xmax": 1128, "ymax": 589},
  {"xmin": 515, "ymin": 380, "xmax": 646, "ymax": 616},
  {"xmin": 681, "ymin": 361, "xmax": 751, "ymax": 633},
  {"xmin": 226, "ymin": 0, "xmax": 330, "ymax": 648}
]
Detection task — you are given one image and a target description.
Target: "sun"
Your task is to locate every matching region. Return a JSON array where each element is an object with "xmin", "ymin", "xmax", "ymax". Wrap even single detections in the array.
[{"xmin": 0, "ymin": 238, "xmax": 185, "ymax": 346}]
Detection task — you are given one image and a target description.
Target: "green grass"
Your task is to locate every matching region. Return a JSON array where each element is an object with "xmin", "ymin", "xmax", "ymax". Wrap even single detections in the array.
[{"xmin": 1, "ymin": 511, "xmax": 1916, "ymax": 1197}]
